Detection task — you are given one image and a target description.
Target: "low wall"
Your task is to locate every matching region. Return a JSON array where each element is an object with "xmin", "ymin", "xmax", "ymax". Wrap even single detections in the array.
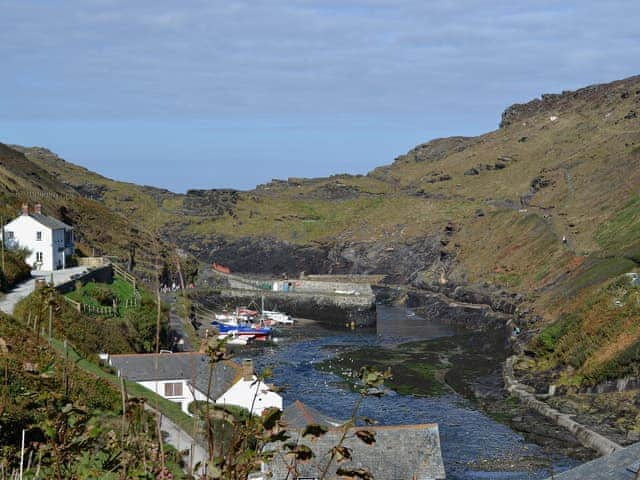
[
  {"xmin": 226, "ymin": 275, "xmax": 372, "ymax": 296},
  {"xmin": 504, "ymin": 356, "xmax": 622, "ymax": 456},
  {"xmin": 304, "ymin": 274, "xmax": 386, "ymax": 284},
  {"xmin": 55, "ymin": 265, "xmax": 114, "ymax": 294},
  {"xmin": 77, "ymin": 257, "xmax": 109, "ymax": 267}
]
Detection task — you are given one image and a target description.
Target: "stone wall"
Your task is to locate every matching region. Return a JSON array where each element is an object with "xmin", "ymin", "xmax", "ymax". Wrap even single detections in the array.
[
  {"xmin": 406, "ymin": 290, "xmax": 512, "ymax": 330},
  {"xmin": 55, "ymin": 265, "xmax": 113, "ymax": 294},
  {"xmin": 216, "ymin": 288, "xmax": 376, "ymax": 326}
]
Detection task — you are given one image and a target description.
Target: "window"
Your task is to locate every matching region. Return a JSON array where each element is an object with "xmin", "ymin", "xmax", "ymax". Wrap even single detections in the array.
[
  {"xmin": 36, "ymin": 231, "xmax": 42, "ymax": 241},
  {"xmin": 164, "ymin": 382, "xmax": 183, "ymax": 397},
  {"xmin": 5, "ymin": 231, "xmax": 13, "ymax": 240},
  {"xmin": 36, "ymin": 252, "xmax": 43, "ymax": 262}
]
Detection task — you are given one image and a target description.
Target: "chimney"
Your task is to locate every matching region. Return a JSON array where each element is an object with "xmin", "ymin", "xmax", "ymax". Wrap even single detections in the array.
[
  {"xmin": 20, "ymin": 203, "xmax": 29, "ymax": 216},
  {"xmin": 34, "ymin": 203, "xmax": 42, "ymax": 215},
  {"xmin": 241, "ymin": 358, "xmax": 254, "ymax": 381}
]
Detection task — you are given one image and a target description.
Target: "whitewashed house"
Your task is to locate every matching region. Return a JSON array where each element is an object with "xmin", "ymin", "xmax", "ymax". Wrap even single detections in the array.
[
  {"xmin": 108, "ymin": 353, "xmax": 282, "ymax": 416},
  {"xmin": 3, "ymin": 203, "xmax": 74, "ymax": 271}
]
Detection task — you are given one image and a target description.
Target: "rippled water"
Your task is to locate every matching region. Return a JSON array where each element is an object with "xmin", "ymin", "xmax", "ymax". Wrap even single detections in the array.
[{"xmin": 240, "ymin": 306, "xmax": 578, "ymax": 479}]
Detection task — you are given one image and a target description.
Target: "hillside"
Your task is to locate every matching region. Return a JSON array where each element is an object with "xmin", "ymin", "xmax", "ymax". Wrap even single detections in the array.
[
  {"xmin": 0, "ymin": 143, "xmax": 188, "ymax": 281},
  {"xmin": 6, "ymin": 74, "xmax": 640, "ymax": 389},
  {"xmin": 0, "ymin": 310, "xmax": 186, "ymax": 477}
]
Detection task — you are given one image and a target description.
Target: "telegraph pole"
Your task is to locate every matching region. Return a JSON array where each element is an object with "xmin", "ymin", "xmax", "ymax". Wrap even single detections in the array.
[{"xmin": 1, "ymin": 215, "xmax": 5, "ymax": 272}]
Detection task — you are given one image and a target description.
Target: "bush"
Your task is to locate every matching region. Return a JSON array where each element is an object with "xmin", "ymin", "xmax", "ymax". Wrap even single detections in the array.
[
  {"xmin": 91, "ymin": 284, "xmax": 115, "ymax": 305},
  {"xmin": 0, "ymin": 248, "xmax": 31, "ymax": 292}
]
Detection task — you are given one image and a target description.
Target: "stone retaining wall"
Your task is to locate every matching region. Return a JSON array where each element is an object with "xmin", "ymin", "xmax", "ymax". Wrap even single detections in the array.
[
  {"xmin": 55, "ymin": 265, "xmax": 113, "ymax": 294},
  {"xmin": 504, "ymin": 356, "xmax": 622, "ymax": 456}
]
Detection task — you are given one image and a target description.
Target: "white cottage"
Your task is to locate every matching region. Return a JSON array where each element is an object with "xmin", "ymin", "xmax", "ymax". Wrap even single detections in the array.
[
  {"xmin": 108, "ymin": 353, "xmax": 282, "ymax": 416},
  {"xmin": 3, "ymin": 203, "xmax": 74, "ymax": 271}
]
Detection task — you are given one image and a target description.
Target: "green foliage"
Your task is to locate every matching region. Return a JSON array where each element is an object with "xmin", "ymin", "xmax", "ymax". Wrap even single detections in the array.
[
  {"xmin": 67, "ymin": 278, "xmax": 136, "ymax": 310},
  {"xmin": 14, "ymin": 285, "xmax": 134, "ymax": 356},
  {"xmin": 534, "ymin": 314, "xmax": 581, "ymax": 353},
  {"xmin": 594, "ymin": 195, "xmax": 640, "ymax": 254},
  {"xmin": 0, "ymin": 247, "xmax": 31, "ymax": 292},
  {"xmin": 568, "ymin": 257, "xmax": 636, "ymax": 295},
  {"xmin": 16, "ymin": 283, "xmax": 169, "ymax": 355},
  {"xmin": 0, "ymin": 311, "xmax": 186, "ymax": 478}
]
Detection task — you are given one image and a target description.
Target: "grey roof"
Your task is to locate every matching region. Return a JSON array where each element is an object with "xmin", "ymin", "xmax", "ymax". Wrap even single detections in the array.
[
  {"xmin": 281, "ymin": 401, "xmax": 342, "ymax": 429},
  {"xmin": 548, "ymin": 442, "xmax": 640, "ymax": 480},
  {"xmin": 29, "ymin": 213, "xmax": 72, "ymax": 230},
  {"xmin": 109, "ymin": 353, "xmax": 241, "ymax": 399},
  {"xmin": 266, "ymin": 423, "xmax": 446, "ymax": 480}
]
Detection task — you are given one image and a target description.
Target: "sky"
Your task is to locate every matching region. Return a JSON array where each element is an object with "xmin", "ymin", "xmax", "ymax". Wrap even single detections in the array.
[{"xmin": 1, "ymin": 1, "xmax": 639, "ymax": 192}]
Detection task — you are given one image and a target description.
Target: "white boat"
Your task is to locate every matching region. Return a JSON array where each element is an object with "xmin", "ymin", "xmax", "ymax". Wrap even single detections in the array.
[
  {"xmin": 215, "ymin": 312, "xmax": 237, "ymax": 322},
  {"xmin": 262, "ymin": 310, "xmax": 295, "ymax": 325},
  {"xmin": 217, "ymin": 332, "xmax": 254, "ymax": 345}
]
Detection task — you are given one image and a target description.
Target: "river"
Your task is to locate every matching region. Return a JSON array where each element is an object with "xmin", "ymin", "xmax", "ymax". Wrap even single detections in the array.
[{"xmin": 238, "ymin": 305, "xmax": 579, "ymax": 479}]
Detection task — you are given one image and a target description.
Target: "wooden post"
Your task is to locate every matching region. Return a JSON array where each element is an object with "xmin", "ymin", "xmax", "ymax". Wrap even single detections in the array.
[
  {"xmin": 63, "ymin": 338, "xmax": 68, "ymax": 396},
  {"xmin": 19, "ymin": 429, "xmax": 25, "ymax": 480},
  {"xmin": 48, "ymin": 305, "xmax": 52, "ymax": 341},
  {"xmin": 175, "ymin": 248, "xmax": 186, "ymax": 292},
  {"xmin": 120, "ymin": 375, "xmax": 127, "ymax": 442},
  {"xmin": 1, "ymin": 215, "xmax": 5, "ymax": 273}
]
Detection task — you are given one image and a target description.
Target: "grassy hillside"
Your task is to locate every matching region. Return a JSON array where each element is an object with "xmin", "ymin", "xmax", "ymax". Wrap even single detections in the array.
[
  {"xmin": 0, "ymin": 143, "xmax": 182, "ymax": 281},
  {"xmin": 7, "ymin": 74, "xmax": 640, "ymax": 389},
  {"xmin": 13, "ymin": 283, "xmax": 170, "ymax": 355},
  {"xmin": 0, "ymin": 311, "xmax": 186, "ymax": 478}
]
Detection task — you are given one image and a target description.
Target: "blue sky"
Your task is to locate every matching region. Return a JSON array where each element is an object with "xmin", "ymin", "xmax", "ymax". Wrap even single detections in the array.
[{"xmin": 1, "ymin": 1, "xmax": 639, "ymax": 192}]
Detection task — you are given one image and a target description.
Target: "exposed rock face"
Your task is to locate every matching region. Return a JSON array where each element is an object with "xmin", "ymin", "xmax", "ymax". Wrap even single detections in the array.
[
  {"xmin": 406, "ymin": 290, "xmax": 511, "ymax": 330},
  {"xmin": 192, "ymin": 236, "xmax": 329, "ymax": 275},
  {"xmin": 325, "ymin": 237, "xmax": 444, "ymax": 283},
  {"xmin": 183, "ymin": 189, "xmax": 239, "ymax": 217},
  {"xmin": 392, "ymin": 136, "xmax": 477, "ymax": 165},
  {"xmin": 188, "ymin": 234, "xmax": 445, "ymax": 283},
  {"xmin": 499, "ymin": 74, "xmax": 640, "ymax": 128}
]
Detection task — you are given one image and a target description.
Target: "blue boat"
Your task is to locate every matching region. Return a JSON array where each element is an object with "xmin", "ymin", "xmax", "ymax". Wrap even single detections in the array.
[{"xmin": 211, "ymin": 320, "xmax": 272, "ymax": 339}]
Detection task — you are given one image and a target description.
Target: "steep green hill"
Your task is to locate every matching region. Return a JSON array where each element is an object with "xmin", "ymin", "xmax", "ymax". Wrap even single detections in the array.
[{"xmin": 0, "ymin": 143, "xmax": 189, "ymax": 281}]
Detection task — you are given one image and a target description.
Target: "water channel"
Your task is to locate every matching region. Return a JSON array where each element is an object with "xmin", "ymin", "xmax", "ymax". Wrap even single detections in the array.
[{"xmin": 238, "ymin": 305, "xmax": 579, "ymax": 479}]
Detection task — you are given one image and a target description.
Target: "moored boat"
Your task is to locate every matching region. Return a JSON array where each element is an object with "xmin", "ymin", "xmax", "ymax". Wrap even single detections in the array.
[
  {"xmin": 211, "ymin": 320, "xmax": 272, "ymax": 339},
  {"xmin": 262, "ymin": 310, "xmax": 295, "ymax": 325}
]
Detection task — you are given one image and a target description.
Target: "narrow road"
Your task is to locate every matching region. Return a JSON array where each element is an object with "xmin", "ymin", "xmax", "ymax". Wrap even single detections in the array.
[
  {"xmin": 0, "ymin": 266, "xmax": 89, "ymax": 315},
  {"xmin": 161, "ymin": 291, "xmax": 194, "ymax": 352}
]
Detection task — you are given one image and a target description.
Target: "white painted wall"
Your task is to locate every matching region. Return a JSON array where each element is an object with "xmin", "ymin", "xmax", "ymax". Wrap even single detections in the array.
[
  {"xmin": 215, "ymin": 378, "xmax": 283, "ymax": 415},
  {"xmin": 129, "ymin": 375, "xmax": 282, "ymax": 416},
  {"xmin": 3, "ymin": 216, "xmax": 54, "ymax": 270},
  {"xmin": 138, "ymin": 379, "xmax": 209, "ymax": 415},
  {"xmin": 3, "ymin": 215, "xmax": 74, "ymax": 271}
]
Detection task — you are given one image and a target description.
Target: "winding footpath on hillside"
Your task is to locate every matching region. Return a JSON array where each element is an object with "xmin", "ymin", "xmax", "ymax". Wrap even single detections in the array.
[{"xmin": 0, "ymin": 267, "xmax": 89, "ymax": 315}]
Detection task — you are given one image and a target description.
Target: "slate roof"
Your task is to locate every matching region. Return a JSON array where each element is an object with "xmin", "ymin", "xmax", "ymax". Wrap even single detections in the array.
[
  {"xmin": 281, "ymin": 400, "xmax": 342, "ymax": 429},
  {"xmin": 28, "ymin": 213, "xmax": 72, "ymax": 230},
  {"xmin": 547, "ymin": 442, "xmax": 640, "ymax": 480},
  {"xmin": 265, "ymin": 423, "xmax": 446, "ymax": 480},
  {"xmin": 109, "ymin": 353, "xmax": 241, "ymax": 399}
]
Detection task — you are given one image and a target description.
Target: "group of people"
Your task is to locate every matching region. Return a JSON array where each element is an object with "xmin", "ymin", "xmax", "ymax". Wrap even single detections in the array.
[{"xmin": 160, "ymin": 281, "xmax": 196, "ymax": 293}]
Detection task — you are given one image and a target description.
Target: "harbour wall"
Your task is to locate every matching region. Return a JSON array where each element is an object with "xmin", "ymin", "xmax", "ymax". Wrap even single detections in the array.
[{"xmin": 213, "ymin": 287, "xmax": 376, "ymax": 327}]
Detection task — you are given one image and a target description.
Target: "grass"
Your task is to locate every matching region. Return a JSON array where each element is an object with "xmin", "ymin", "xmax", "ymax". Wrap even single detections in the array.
[
  {"xmin": 66, "ymin": 277, "xmax": 136, "ymax": 310},
  {"xmin": 594, "ymin": 195, "xmax": 640, "ymax": 254}
]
